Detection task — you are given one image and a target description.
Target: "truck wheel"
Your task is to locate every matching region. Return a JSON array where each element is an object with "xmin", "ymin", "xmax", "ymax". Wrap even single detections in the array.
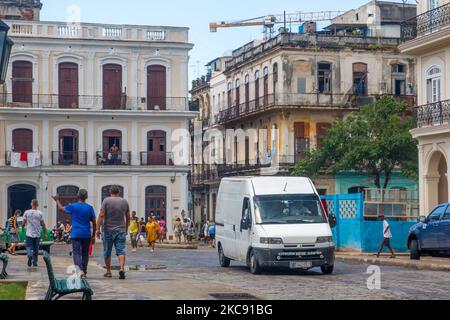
[
  {"xmin": 410, "ymin": 240, "xmax": 421, "ymax": 260},
  {"xmin": 321, "ymin": 265, "xmax": 334, "ymax": 275},
  {"xmin": 249, "ymin": 250, "xmax": 262, "ymax": 275},
  {"xmin": 218, "ymin": 245, "xmax": 231, "ymax": 268}
]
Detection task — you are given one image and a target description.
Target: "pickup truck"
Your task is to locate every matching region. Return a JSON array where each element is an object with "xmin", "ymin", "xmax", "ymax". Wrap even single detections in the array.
[
  {"xmin": 407, "ymin": 203, "xmax": 450, "ymax": 260},
  {"xmin": 1, "ymin": 217, "xmax": 54, "ymax": 253}
]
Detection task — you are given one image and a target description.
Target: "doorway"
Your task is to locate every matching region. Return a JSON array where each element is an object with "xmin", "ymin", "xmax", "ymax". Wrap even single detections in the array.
[
  {"xmin": 7, "ymin": 184, "xmax": 36, "ymax": 218},
  {"xmin": 59, "ymin": 129, "xmax": 79, "ymax": 165},
  {"xmin": 145, "ymin": 186, "xmax": 167, "ymax": 221},
  {"xmin": 147, "ymin": 130, "xmax": 166, "ymax": 165}
]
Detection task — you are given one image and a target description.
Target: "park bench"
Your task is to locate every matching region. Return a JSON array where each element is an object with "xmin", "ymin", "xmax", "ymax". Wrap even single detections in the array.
[
  {"xmin": 43, "ymin": 252, "xmax": 93, "ymax": 300},
  {"xmin": 0, "ymin": 253, "xmax": 8, "ymax": 279}
]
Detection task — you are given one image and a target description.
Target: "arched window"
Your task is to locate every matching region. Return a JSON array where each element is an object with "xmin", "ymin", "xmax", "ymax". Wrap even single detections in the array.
[
  {"xmin": 101, "ymin": 185, "xmax": 124, "ymax": 202},
  {"xmin": 58, "ymin": 62, "xmax": 79, "ymax": 109},
  {"xmin": 56, "ymin": 185, "xmax": 80, "ymax": 223},
  {"xmin": 235, "ymin": 79, "xmax": 240, "ymax": 107},
  {"xmin": 273, "ymin": 63, "xmax": 278, "ymax": 94},
  {"xmin": 12, "ymin": 61, "xmax": 33, "ymax": 103},
  {"xmin": 426, "ymin": 65, "xmax": 442, "ymax": 103},
  {"xmin": 227, "ymin": 82, "xmax": 232, "ymax": 108},
  {"xmin": 353, "ymin": 63, "xmax": 368, "ymax": 96},
  {"xmin": 263, "ymin": 67, "xmax": 269, "ymax": 106},
  {"xmin": 255, "ymin": 70, "xmax": 260, "ymax": 108},
  {"xmin": 7, "ymin": 184, "xmax": 36, "ymax": 218},
  {"xmin": 244, "ymin": 74, "xmax": 250, "ymax": 110}
]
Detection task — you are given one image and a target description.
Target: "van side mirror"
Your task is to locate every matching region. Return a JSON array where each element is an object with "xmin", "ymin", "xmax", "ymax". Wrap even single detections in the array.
[
  {"xmin": 419, "ymin": 216, "xmax": 428, "ymax": 224},
  {"xmin": 240, "ymin": 218, "xmax": 250, "ymax": 231},
  {"xmin": 329, "ymin": 214, "xmax": 337, "ymax": 229}
]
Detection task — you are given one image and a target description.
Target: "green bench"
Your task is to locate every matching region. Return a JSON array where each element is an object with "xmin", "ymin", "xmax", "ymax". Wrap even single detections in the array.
[
  {"xmin": 43, "ymin": 252, "xmax": 93, "ymax": 300},
  {"xmin": 0, "ymin": 253, "xmax": 8, "ymax": 279}
]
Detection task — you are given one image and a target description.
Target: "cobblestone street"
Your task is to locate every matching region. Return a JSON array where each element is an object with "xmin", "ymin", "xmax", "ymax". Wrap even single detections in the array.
[{"xmin": 3, "ymin": 244, "xmax": 450, "ymax": 300}]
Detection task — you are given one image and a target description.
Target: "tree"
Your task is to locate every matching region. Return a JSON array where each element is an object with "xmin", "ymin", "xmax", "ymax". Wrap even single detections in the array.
[{"xmin": 292, "ymin": 96, "xmax": 418, "ymax": 190}]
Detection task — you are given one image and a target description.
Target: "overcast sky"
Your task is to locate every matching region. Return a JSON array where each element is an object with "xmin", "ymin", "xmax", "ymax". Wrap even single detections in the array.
[{"xmin": 40, "ymin": 0, "xmax": 410, "ymax": 81}]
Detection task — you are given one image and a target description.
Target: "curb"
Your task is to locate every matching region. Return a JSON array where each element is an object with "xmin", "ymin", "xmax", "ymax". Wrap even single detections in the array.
[
  {"xmin": 336, "ymin": 255, "xmax": 450, "ymax": 272},
  {"xmin": 155, "ymin": 244, "xmax": 198, "ymax": 250}
]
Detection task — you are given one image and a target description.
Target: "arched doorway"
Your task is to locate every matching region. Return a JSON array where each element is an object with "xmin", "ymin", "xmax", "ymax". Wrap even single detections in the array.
[
  {"xmin": 12, "ymin": 60, "xmax": 33, "ymax": 103},
  {"xmin": 101, "ymin": 185, "xmax": 124, "ymax": 203},
  {"xmin": 56, "ymin": 185, "xmax": 79, "ymax": 223},
  {"xmin": 147, "ymin": 65, "xmax": 166, "ymax": 110},
  {"xmin": 103, "ymin": 64, "xmax": 123, "ymax": 110},
  {"xmin": 59, "ymin": 62, "xmax": 79, "ymax": 109},
  {"xmin": 7, "ymin": 184, "xmax": 36, "ymax": 218},
  {"xmin": 145, "ymin": 186, "xmax": 167, "ymax": 221},
  {"xmin": 426, "ymin": 151, "xmax": 448, "ymax": 212},
  {"xmin": 147, "ymin": 130, "xmax": 166, "ymax": 165},
  {"xmin": 12, "ymin": 128, "xmax": 33, "ymax": 152},
  {"xmin": 58, "ymin": 129, "xmax": 79, "ymax": 165}
]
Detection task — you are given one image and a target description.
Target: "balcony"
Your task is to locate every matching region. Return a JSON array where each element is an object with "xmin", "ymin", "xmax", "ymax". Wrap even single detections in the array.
[
  {"xmin": 96, "ymin": 152, "xmax": 131, "ymax": 166},
  {"xmin": 52, "ymin": 151, "xmax": 87, "ymax": 166},
  {"xmin": 218, "ymin": 93, "xmax": 415, "ymax": 124},
  {"xmin": 140, "ymin": 152, "xmax": 174, "ymax": 166},
  {"xmin": 5, "ymin": 151, "xmax": 42, "ymax": 168},
  {"xmin": 5, "ymin": 20, "xmax": 188, "ymax": 43},
  {"xmin": 401, "ymin": 3, "xmax": 450, "ymax": 42},
  {"xmin": 413, "ymin": 99, "xmax": 450, "ymax": 128},
  {"xmin": 0, "ymin": 94, "xmax": 189, "ymax": 111}
]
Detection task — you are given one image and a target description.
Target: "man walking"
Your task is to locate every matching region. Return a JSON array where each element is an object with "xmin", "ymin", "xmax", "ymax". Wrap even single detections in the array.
[
  {"xmin": 23, "ymin": 200, "xmax": 47, "ymax": 267},
  {"xmin": 52, "ymin": 189, "xmax": 96, "ymax": 279},
  {"xmin": 376, "ymin": 214, "xmax": 396, "ymax": 259},
  {"xmin": 96, "ymin": 186, "xmax": 130, "ymax": 280}
]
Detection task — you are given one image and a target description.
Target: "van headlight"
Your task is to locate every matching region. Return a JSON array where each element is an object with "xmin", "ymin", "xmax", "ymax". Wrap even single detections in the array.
[
  {"xmin": 260, "ymin": 237, "xmax": 283, "ymax": 245},
  {"xmin": 316, "ymin": 236, "xmax": 333, "ymax": 243}
]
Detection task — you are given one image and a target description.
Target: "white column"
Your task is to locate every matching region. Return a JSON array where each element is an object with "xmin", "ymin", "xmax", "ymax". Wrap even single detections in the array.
[
  {"xmin": 87, "ymin": 119, "xmax": 95, "ymax": 165},
  {"xmin": 131, "ymin": 175, "xmax": 138, "ymax": 215},
  {"xmin": 180, "ymin": 173, "xmax": 188, "ymax": 213},
  {"xmin": 42, "ymin": 119, "xmax": 50, "ymax": 166},
  {"xmin": 131, "ymin": 120, "xmax": 139, "ymax": 166},
  {"xmin": 179, "ymin": 58, "xmax": 188, "ymax": 111},
  {"xmin": 130, "ymin": 54, "xmax": 138, "ymax": 110}
]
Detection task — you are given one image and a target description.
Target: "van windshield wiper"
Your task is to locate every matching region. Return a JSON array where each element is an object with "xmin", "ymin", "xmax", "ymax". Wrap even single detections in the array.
[
  {"xmin": 286, "ymin": 219, "xmax": 318, "ymax": 224},
  {"xmin": 261, "ymin": 221, "xmax": 288, "ymax": 225}
]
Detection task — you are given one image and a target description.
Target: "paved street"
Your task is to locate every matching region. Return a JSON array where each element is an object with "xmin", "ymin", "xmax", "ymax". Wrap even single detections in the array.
[{"xmin": 2, "ymin": 244, "xmax": 449, "ymax": 300}]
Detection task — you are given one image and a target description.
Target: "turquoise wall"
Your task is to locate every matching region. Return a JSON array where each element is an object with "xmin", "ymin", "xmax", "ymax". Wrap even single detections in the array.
[{"xmin": 334, "ymin": 171, "xmax": 418, "ymax": 195}]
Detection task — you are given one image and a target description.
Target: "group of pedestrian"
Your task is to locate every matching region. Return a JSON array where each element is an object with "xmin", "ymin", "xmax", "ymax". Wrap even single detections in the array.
[{"xmin": 173, "ymin": 217, "xmax": 195, "ymax": 244}]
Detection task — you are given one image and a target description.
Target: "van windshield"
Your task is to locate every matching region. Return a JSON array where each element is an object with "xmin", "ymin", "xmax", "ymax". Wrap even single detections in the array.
[{"xmin": 254, "ymin": 194, "xmax": 327, "ymax": 225}]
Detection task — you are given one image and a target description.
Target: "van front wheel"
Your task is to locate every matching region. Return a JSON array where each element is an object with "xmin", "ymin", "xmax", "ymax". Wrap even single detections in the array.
[
  {"xmin": 250, "ymin": 250, "xmax": 262, "ymax": 275},
  {"xmin": 218, "ymin": 245, "xmax": 231, "ymax": 268},
  {"xmin": 321, "ymin": 265, "xmax": 334, "ymax": 275}
]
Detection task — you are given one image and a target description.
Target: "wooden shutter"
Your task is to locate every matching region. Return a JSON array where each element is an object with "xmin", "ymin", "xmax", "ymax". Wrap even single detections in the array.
[
  {"xmin": 59, "ymin": 62, "xmax": 79, "ymax": 109},
  {"xmin": 294, "ymin": 122, "xmax": 310, "ymax": 139},
  {"xmin": 12, "ymin": 129, "xmax": 33, "ymax": 152},
  {"xmin": 12, "ymin": 61, "xmax": 33, "ymax": 103},
  {"xmin": 316, "ymin": 123, "xmax": 332, "ymax": 148},
  {"xmin": 103, "ymin": 64, "xmax": 123, "ymax": 110},
  {"xmin": 147, "ymin": 65, "xmax": 166, "ymax": 110}
]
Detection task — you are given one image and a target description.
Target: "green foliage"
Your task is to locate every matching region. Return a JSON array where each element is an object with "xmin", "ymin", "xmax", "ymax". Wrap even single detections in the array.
[{"xmin": 292, "ymin": 96, "xmax": 418, "ymax": 189}]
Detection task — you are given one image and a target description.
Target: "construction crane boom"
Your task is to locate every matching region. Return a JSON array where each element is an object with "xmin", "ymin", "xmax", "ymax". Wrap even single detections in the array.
[{"xmin": 210, "ymin": 11, "xmax": 343, "ymax": 33}]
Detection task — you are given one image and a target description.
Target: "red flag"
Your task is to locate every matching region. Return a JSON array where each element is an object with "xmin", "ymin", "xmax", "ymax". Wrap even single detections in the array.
[{"xmin": 20, "ymin": 152, "xmax": 28, "ymax": 162}]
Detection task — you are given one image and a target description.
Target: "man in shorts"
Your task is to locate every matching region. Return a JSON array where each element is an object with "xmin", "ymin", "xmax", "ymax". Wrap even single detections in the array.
[
  {"xmin": 96, "ymin": 186, "xmax": 130, "ymax": 280},
  {"xmin": 376, "ymin": 214, "xmax": 396, "ymax": 259}
]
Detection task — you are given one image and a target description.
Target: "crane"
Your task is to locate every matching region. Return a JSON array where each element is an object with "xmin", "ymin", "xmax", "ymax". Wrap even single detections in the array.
[{"xmin": 210, "ymin": 11, "xmax": 344, "ymax": 38}]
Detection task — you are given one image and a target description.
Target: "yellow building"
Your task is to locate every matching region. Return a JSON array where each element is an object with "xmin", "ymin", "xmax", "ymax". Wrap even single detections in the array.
[
  {"xmin": 0, "ymin": 1, "xmax": 196, "ymax": 235},
  {"xmin": 400, "ymin": 0, "xmax": 450, "ymax": 214}
]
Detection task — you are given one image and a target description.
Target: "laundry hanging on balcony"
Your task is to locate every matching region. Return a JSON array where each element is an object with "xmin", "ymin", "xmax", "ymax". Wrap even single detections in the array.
[{"xmin": 10, "ymin": 152, "xmax": 42, "ymax": 168}]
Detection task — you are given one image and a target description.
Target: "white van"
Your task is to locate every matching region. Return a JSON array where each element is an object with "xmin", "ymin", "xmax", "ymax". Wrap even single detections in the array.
[{"xmin": 215, "ymin": 177, "xmax": 336, "ymax": 275}]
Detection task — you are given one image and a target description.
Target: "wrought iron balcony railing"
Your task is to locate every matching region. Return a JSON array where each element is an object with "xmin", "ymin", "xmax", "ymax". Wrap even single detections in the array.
[
  {"xmin": 52, "ymin": 151, "xmax": 87, "ymax": 166},
  {"xmin": 96, "ymin": 151, "xmax": 131, "ymax": 166},
  {"xmin": 0, "ymin": 94, "xmax": 189, "ymax": 111},
  {"xmin": 140, "ymin": 152, "xmax": 175, "ymax": 166},
  {"xmin": 414, "ymin": 99, "xmax": 450, "ymax": 128},
  {"xmin": 401, "ymin": 3, "xmax": 450, "ymax": 42}
]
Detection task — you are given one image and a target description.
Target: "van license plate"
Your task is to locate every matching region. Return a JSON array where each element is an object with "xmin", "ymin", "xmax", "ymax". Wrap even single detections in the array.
[{"xmin": 290, "ymin": 261, "xmax": 313, "ymax": 269}]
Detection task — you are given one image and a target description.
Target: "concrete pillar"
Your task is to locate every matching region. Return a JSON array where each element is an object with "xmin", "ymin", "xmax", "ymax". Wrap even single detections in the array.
[{"xmin": 425, "ymin": 175, "xmax": 440, "ymax": 214}]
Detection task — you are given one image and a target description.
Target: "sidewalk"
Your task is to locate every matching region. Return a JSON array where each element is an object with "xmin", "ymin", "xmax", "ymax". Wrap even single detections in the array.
[{"xmin": 336, "ymin": 252, "xmax": 450, "ymax": 272}]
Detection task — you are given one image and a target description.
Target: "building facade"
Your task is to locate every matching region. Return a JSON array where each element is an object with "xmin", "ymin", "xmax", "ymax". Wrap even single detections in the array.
[
  {"xmin": 191, "ymin": 3, "xmax": 419, "ymax": 224},
  {"xmin": 0, "ymin": 1, "xmax": 195, "ymax": 235},
  {"xmin": 400, "ymin": 0, "xmax": 450, "ymax": 214}
]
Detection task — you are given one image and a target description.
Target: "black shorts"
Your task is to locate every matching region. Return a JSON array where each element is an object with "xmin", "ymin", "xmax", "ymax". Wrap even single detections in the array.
[{"xmin": 209, "ymin": 234, "xmax": 215, "ymax": 240}]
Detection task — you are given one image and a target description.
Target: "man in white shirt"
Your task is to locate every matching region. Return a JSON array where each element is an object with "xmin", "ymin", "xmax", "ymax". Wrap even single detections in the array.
[
  {"xmin": 23, "ymin": 199, "xmax": 48, "ymax": 267},
  {"xmin": 376, "ymin": 214, "xmax": 396, "ymax": 259}
]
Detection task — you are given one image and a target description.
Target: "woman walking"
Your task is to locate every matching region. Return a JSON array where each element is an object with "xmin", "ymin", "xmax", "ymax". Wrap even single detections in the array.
[
  {"xmin": 146, "ymin": 217, "xmax": 159, "ymax": 252},
  {"xmin": 7, "ymin": 210, "xmax": 21, "ymax": 255},
  {"xmin": 158, "ymin": 217, "xmax": 166, "ymax": 244},
  {"xmin": 174, "ymin": 218, "xmax": 183, "ymax": 244}
]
